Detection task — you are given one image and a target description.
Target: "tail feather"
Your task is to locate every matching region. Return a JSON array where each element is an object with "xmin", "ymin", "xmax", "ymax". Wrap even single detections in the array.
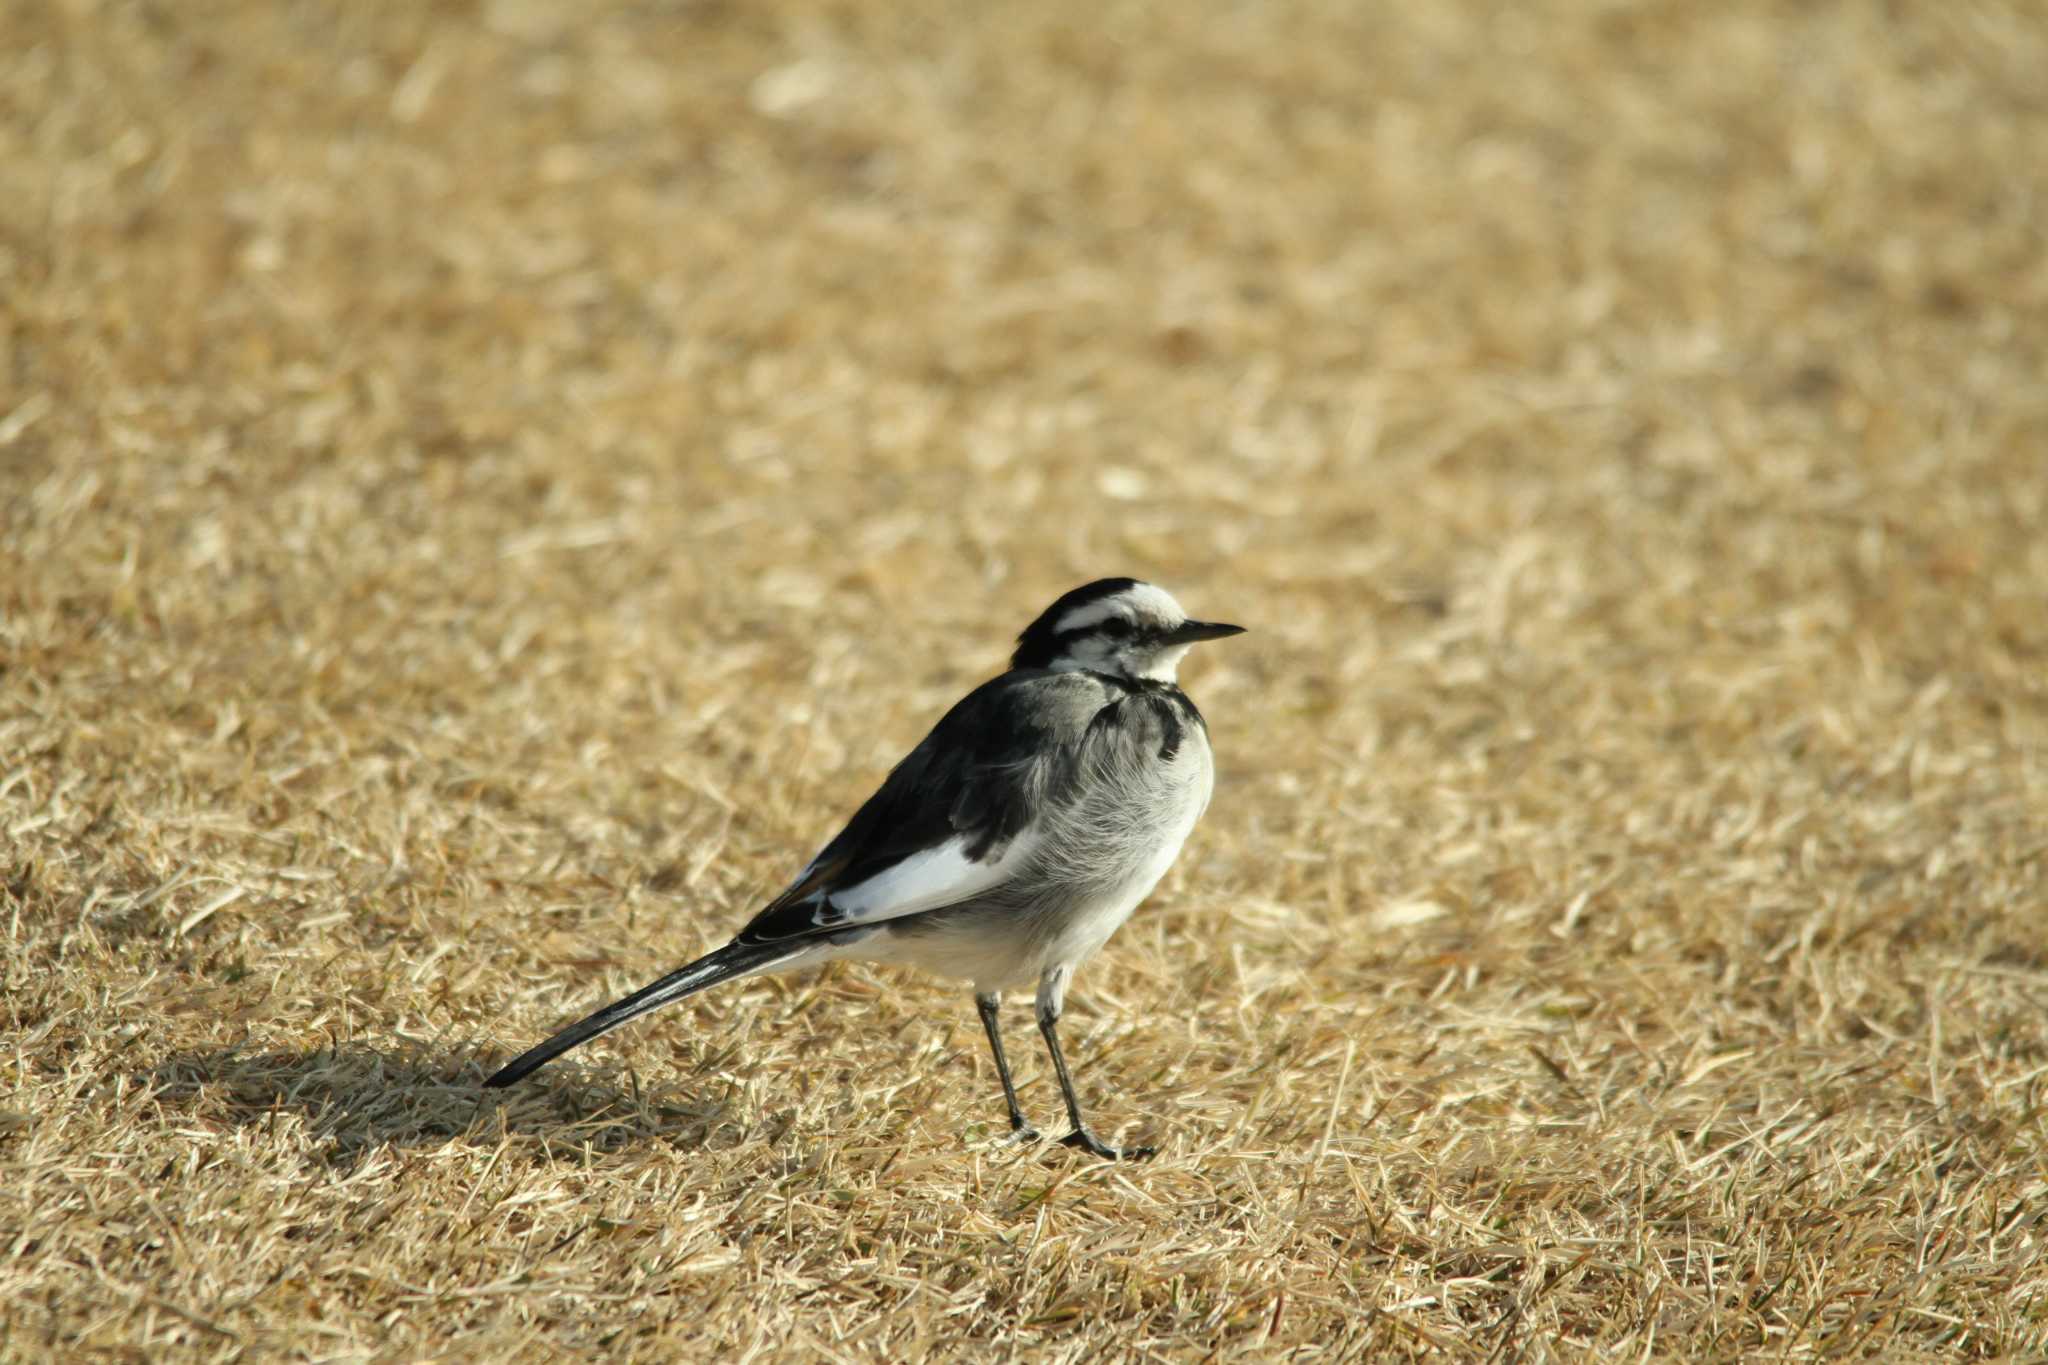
[{"xmin": 484, "ymin": 940, "xmax": 798, "ymax": 1088}]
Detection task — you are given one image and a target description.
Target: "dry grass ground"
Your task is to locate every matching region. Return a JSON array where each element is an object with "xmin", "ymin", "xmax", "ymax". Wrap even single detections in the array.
[{"xmin": 4, "ymin": 0, "xmax": 2046, "ymax": 1358}]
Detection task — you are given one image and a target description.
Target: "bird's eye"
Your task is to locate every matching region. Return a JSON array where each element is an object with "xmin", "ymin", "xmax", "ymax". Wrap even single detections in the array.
[{"xmin": 1099, "ymin": 619, "xmax": 1134, "ymax": 638}]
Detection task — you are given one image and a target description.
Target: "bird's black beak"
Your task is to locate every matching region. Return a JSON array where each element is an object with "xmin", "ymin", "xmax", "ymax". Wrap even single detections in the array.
[{"xmin": 1163, "ymin": 619, "xmax": 1247, "ymax": 645}]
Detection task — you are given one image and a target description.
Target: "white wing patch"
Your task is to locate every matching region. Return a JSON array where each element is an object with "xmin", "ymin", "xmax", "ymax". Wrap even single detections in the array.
[{"xmin": 817, "ymin": 831, "xmax": 1039, "ymax": 926}]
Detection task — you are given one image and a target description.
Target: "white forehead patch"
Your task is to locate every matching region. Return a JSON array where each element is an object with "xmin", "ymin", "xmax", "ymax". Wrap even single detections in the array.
[{"xmin": 1054, "ymin": 582, "xmax": 1186, "ymax": 634}]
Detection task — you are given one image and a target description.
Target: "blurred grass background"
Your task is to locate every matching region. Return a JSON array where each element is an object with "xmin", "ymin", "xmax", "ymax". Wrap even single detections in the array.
[{"xmin": 3, "ymin": 1, "xmax": 2046, "ymax": 1358}]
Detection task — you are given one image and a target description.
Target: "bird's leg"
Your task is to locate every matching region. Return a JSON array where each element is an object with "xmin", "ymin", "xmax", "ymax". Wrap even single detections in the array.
[
  {"xmin": 1035, "ymin": 966, "xmax": 1155, "ymax": 1161},
  {"xmin": 976, "ymin": 991, "xmax": 1038, "ymax": 1142}
]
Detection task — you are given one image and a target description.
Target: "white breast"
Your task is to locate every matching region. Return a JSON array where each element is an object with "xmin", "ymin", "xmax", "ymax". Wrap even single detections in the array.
[{"xmin": 1042, "ymin": 730, "xmax": 1214, "ymax": 967}]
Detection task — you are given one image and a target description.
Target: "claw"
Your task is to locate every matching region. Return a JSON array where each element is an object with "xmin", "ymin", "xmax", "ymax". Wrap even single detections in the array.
[{"xmin": 1058, "ymin": 1128, "xmax": 1154, "ymax": 1161}]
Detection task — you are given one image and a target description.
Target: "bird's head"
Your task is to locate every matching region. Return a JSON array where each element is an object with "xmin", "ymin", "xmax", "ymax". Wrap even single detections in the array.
[{"xmin": 1010, "ymin": 578, "xmax": 1245, "ymax": 683}]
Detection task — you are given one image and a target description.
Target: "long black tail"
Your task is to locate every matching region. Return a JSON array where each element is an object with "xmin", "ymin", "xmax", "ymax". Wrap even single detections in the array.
[{"xmin": 484, "ymin": 940, "xmax": 799, "ymax": 1088}]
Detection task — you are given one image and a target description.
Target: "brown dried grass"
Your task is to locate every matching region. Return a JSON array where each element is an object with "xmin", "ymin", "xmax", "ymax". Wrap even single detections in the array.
[{"xmin": 4, "ymin": 0, "xmax": 2047, "ymax": 1359}]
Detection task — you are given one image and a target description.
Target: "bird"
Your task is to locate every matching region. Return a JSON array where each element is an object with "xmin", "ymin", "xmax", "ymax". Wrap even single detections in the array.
[{"xmin": 484, "ymin": 578, "xmax": 1244, "ymax": 1159}]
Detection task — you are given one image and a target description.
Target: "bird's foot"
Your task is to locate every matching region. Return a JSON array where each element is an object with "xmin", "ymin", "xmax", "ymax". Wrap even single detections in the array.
[
  {"xmin": 1003, "ymin": 1122, "xmax": 1043, "ymax": 1146},
  {"xmin": 1059, "ymin": 1128, "xmax": 1154, "ymax": 1161}
]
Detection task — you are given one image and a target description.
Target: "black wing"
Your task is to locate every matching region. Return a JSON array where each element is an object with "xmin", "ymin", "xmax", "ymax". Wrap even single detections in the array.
[{"xmin": 733, "ymin": 669, "xmax": 1117, "ymax": 944}]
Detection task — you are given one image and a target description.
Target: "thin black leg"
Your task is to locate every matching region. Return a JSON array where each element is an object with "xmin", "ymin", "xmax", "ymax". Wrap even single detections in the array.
[
  {"xmin": 1036, "ymin": 1000, "xmax": 1155, "ymax": 1161},
  {"xmin": 977, "ymin": 992, "xmax": 1038, "ymax": 1141}
]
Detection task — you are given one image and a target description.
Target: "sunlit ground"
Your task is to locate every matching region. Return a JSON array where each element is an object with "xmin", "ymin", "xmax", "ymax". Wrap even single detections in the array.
[{"xmin": 4, "ymin": 1, "xmax": 2045, "ymax": 1357}]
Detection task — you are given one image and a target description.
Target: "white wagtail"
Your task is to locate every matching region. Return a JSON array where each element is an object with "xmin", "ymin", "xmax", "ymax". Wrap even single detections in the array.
[{"xmin": 485, "ymin": 578, "xmax": 1244, "ymax": 1159}]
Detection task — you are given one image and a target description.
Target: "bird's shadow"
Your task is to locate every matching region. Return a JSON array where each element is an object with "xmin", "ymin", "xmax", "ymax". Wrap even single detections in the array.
[{"xmin": 146, "ymin": 1041, "xmax": 747, "ymax": 1168}]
